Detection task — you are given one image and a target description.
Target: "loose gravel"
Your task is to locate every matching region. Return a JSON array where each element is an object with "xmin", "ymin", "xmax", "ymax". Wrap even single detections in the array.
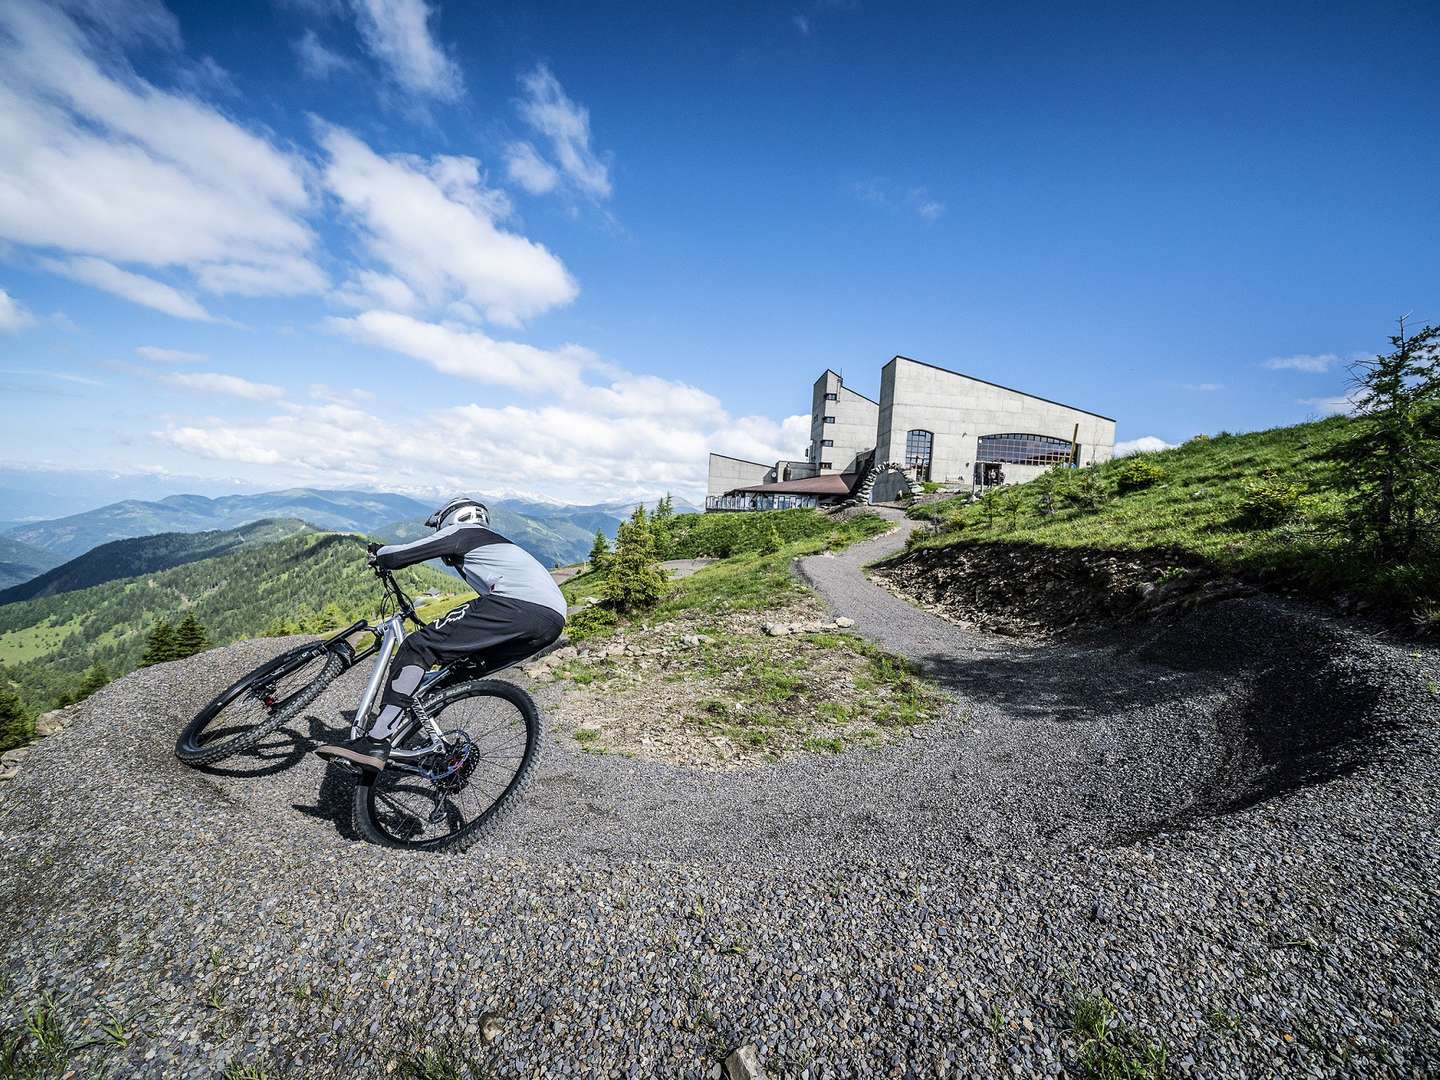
[{"xmin": 1, "ymin": 512, "xmax": 1437, "ymax": 1078}]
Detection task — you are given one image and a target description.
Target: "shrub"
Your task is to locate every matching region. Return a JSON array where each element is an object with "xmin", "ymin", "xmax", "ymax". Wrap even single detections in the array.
[
  {"xmin": 1238, "ymin": 472, "xmax": 1303, "ymax": 527},
  {"xmin": 566, "ymin": 604, "xmax": 619, "ymax": 640},
  {"xmin": 1060, "ymin": 468, "xmax": 1109, "ymax": 512},
  {"xmin": 1115, "ymin": 457, "xmax": 1167, "ymax": 493}
]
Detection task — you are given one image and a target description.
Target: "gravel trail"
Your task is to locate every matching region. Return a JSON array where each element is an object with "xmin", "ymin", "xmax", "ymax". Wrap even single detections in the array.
[{"xmin": 1, "ymin": 516, "xmax": 1437, "ymax": 1079}]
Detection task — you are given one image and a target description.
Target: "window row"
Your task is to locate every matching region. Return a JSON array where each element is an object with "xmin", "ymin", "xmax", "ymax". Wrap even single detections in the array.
[{"xmin": 975, "ymin": 432, "xmax": 1075, "ymax": 466}]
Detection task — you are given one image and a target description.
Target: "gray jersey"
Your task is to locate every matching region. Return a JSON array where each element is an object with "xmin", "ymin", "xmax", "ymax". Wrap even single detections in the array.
[{"xmin": 374, "ymin": 523, "xmax": 567, "ymax": 619}]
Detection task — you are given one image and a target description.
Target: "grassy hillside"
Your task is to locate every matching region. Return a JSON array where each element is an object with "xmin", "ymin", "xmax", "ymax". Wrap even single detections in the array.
[
  {"xmin": 0, "ymin": 518, "xmax": 314, "ymax": 605},
  {"xmin": 906, "ymin": 416, "xmax": 1437, "ymax": 620},
  {"xmin": 0, "ymin": 531, "xmax": 459, "ymax": 714}
]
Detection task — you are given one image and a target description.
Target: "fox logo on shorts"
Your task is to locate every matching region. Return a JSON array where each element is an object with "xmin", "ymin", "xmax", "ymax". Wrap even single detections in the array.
[{"xmin": 432, "ymin": 603, "xmax": 470, "ymax": 631}]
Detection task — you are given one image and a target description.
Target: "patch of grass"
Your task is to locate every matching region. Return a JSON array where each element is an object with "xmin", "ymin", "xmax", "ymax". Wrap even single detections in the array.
[
  {"xmin": 223, "ymin": 1065, "xmax": 274, "ymax": 1080},
  {"xmin": 905, "ymin": 417, "xmax": 1438, "ymax": 618},
  {"xmin": 802, "ymin": 736, "xmax": 844, "ymax": 753},
  {"xmin": 574, "ymin": 727, "xmax": 600, "ymax": 745},
  {"xmin": 388, "ymin": 1040, "xmax": 488, "ymax": 1080},
  {"xmin": 1068, "ymin": 993, "xmax": 1168, "ymax": 1080},
  {"xmin": 0, "ymin": 992, "xmax": 91, "ymax": 1079}
]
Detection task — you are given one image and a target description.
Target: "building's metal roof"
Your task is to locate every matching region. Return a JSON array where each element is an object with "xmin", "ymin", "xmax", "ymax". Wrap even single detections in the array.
[{"xmin": 727, "ymin": 473, "xmax": 858, "ymax": 497}]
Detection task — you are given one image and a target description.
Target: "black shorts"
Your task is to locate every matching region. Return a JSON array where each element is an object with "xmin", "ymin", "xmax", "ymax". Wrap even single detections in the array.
[{"xmin": 400, "ymin": 594, "xmax": 565, "ymax": 674}]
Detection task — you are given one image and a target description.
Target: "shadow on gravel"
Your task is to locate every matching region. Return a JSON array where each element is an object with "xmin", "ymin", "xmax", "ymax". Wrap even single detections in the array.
[{"xmin": 909, "ymin": 597, "xmax": 1405, "ymax": 846}]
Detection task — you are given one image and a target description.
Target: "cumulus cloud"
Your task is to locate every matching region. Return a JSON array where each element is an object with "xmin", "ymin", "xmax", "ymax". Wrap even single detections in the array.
[
  {"xmin": 0, "ymin": 288, "xmax": 36, "ymax": 332},
  {"xmin": 320, "ymin": 124, "xmax": 577, "ymax": 326},
  {"xmin": 159, "ymin": 371, "xmax": 286, "ymax": 401},
  {"xmin": 1114, "ymin": 435, "xmax": 1175, "ymax": 457},
  {"xmin": 324, "ymin": 309, "xmax": 594, "ymax": 395},
  {"xmin": 136, "ymin": 345, "xmax": 206, "ymax": 364},
  {"xmin": 0, "ymin": 0, "xmax": 324, "ymax": 312},
  {"xmin": 293, "ymin": 28, "xmax": 354, "ymax": 79},
  {"xmin": 509, "ymin": 64, "xmax": 612, "ymax": 200},
  {"xmin": 350, "ymin": 0, "xmax": 462, "ymax": 101},
  {"xmin": 158, "ymin": 395, "xmax": 807, "ymax": 502},
  {"xmin": 41, "ymin": 256, "xmax": 215, "ymax": 322}
]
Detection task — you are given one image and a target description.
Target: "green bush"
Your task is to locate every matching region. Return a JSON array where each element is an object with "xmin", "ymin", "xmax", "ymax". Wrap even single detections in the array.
[
  {"xmin": 1115, "ymin": 456, "xmax": 1167, "ymax": 493},
  {"xmin": 1238, "ymin": 472, "xmax": 1303, "ymax": 527},
  {"xmin": 566, "ymin": 604, "xmax": 619, "ymax": 640},
  {"xmin": 1060, "ymin": 468, "xmax": 1109, "ymax": 512},
  {"xmin": 663, "ymin": 508, "xmax": 849, "ymax": 559}
]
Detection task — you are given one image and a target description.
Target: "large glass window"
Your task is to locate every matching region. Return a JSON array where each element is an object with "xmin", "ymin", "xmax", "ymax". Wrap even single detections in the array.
[
  {"xmin": 905, "ymin": 429, "xmax": 934, "ymax": 481},
  {"xmin": 975, "ymin": 433, "xmax": 1075, "ymax": 466},
  {"xmin": 824, "ymin": 392, "xmax": 838, "ymax": 401}
]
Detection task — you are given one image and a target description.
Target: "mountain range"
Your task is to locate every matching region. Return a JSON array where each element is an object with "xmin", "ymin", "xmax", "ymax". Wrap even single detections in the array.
[{"xmin": 1, "ymin": 487, "xmax": 698, "ymax": 581}]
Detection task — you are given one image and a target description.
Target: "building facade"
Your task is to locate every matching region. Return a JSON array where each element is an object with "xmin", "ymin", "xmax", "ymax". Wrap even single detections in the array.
[
  {"xmin": 806, "ymin": 370, "xmax": 880, "ymax": 475},
  {"xmin": 873, "ymin": 356, "xmax": 1115, "ymax": 498},
  {"xmin": 706, "ymin": 354, "xmax": 1115, "ymax": 509}
]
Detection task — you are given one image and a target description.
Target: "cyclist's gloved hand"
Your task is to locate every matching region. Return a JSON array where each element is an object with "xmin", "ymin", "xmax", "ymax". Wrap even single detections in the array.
[{"xmin": 366, "ymin": 541, "xmax": 382, "ymax": 567}]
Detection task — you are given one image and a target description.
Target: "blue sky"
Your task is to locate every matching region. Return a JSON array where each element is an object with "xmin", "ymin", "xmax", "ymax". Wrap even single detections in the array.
[{"xmin": 1, "ymin": 0, "xmax": 1436, "ymax": 502}]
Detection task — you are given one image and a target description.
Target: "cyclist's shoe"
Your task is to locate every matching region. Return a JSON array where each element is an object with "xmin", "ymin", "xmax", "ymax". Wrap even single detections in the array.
[{"xmin": 314, "ymin": 734, "xmax": 391, "ymax": 771}]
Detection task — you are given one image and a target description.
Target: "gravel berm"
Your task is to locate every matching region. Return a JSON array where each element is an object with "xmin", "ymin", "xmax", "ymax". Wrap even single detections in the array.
[{"xmin": 1, "ymin": 512, "xmax": 1437, "ymax": 1078}]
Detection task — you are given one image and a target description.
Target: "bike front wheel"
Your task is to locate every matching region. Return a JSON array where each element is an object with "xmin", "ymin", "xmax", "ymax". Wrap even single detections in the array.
[
  {"xmin": 176, "ymin": 644, "xmax": 345, "ymax": 766},
  {"xmin": 352, "ymin": 679, "xmax": 541, "ymax": 852}
]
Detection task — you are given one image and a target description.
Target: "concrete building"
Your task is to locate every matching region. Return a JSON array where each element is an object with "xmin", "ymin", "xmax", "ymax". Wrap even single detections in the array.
[
  {"xmin": 807, "ymin": 370, "xmax": 879, "ymax": 475},
  {"xmin": 872, "ymin": 356, "xmax": 1115, "ymax": 499},
  {"xmin": 706, "ymin": 354, "xmax": 1115, "ymax": 510}
]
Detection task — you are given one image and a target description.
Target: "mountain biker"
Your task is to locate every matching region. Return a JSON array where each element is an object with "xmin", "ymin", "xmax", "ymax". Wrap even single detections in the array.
[{"xmin": 315, "ymin": 496, "xmax": 566, "ymax": 771}]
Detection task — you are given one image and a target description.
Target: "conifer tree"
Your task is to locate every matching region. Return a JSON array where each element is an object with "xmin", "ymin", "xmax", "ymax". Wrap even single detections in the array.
[
  {"xmin": 1331, "ymin": 320, "xmax": 1440, "ymax": 561},
  {"xmin": 0, "ymin": 678, "xmax": 31, "ymax": 752},
  {"xmin": 139, "ymin": 620, "xmax": 177, "ymax": 667},
  {"xmin": 651, "ymin": 493, "xmax": 675, "ymax": 558},
  {"xmin": 602, "ymin": 507, "xmax": 668, "ymax": 614},
  {"xmin": 588, "ymin": 530, "xmax": 611, "ymax": 570},
  {"xmin": 78, "ymin": 661, "xmax": 111, "ymax": 698},
  {"xmin": 173, "ymin": 613, "xmax": 212, "ymax": 658}
]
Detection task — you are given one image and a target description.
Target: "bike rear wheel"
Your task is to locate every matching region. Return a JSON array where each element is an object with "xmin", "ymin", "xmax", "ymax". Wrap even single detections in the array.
[
  {"xmin": 176, "ymin": 645, "xmax": 344, "ymax": 766},
  {"xmin": 352, "ymin": 679, "xmax": 541, "ymax": 852}
]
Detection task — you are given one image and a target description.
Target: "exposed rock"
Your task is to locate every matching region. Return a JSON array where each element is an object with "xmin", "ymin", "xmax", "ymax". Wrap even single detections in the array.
[
  {"xmin": 762, "ymin": 623, "xmax": 790, "ymax": 637},
  {"xmin": 835, "ymin": 616, "xmax": 856, "ymax": 628},
  {"xmin": 723, "ymin": 1043, "xmax": 767, "ymax": 1080},
  {"xmin": 480, "ymin": 1012, "xmax": 504, "ymax": 1044}
]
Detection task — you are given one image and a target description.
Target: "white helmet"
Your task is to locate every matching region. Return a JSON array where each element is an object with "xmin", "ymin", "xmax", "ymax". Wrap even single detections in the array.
[{"xmin": 425, "ymin": 495, "xmax": 489, "ymax": 530}]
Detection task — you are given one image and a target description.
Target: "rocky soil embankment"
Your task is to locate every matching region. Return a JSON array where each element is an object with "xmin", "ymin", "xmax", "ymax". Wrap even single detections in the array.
[{"xmin": 874, "ymin": 541, "xmax": 1256, "ymax": 638}]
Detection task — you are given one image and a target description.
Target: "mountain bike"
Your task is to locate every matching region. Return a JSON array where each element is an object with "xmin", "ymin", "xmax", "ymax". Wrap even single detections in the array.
[{"xmin": 175, "ymin": 566, "xmax": 544, "ymax": 852}]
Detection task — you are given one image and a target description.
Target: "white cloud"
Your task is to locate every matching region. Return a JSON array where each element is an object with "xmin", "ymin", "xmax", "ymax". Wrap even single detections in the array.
[
  {"xmin": 320, "ymin": 124, "xmax": 577, "ymax": 325},
  {"xmin": 0, "ymin": 368, "xmax": 103, "ymax": 387},
  {"xmin": 503, "ymin": 141, "xmax": 560, "ymax": 196},
  {"xmin": 41, "ymin": 256, "xmax": 215, "ymax": 322},
  {"xmin": 1264, "ymin": 353, "xmax": 1347, "ymax": 373},
  {"xmin": 511, "ymin": 64, "xmax": 612, "ymax": 200},
  {"xmin": 324, "ymin": 309, "xmax": 593, "ymax": 395},
  {"xmin": 1114, "ymin": 436, "xmax": 1175, "ymax": 457},
  {"xmin": 0, "ymin": 288, "xmax": 36, "ymax": 332},
  {"xmin": 793, "ymin": 14, "xmax": 813, "ymax": 36},
  {"xmin": 136, "ymin": 345, "xmax": 206, "ymax": 364},
  {"xmin": 853, "ymin": 179, "xmax": 945, "ymax": 221},
  {"xmin": 349, "ymin": 0, "xmax": 462, "ymax": 101},
  {"xmin": 159, "ymin": 371, "xmax": 285, "ymax": 401},
  {"xmin": 157, "ymin": 396, "xmax": 808, "ymax": 503},
  {"xmin": 1181, "ymin": 382, "xmax": 1224, "ymax": 392},
  {"xmin": 1299, "ymin": 393, "xmax": 1364, "ymax": 417},
  {"xmin": 0, "ymin": 1, "xmax": 324, "ymax": 310},
  {"xmin": 294, "ymin": 28, "xmax": 354, "ymax": 79}
]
